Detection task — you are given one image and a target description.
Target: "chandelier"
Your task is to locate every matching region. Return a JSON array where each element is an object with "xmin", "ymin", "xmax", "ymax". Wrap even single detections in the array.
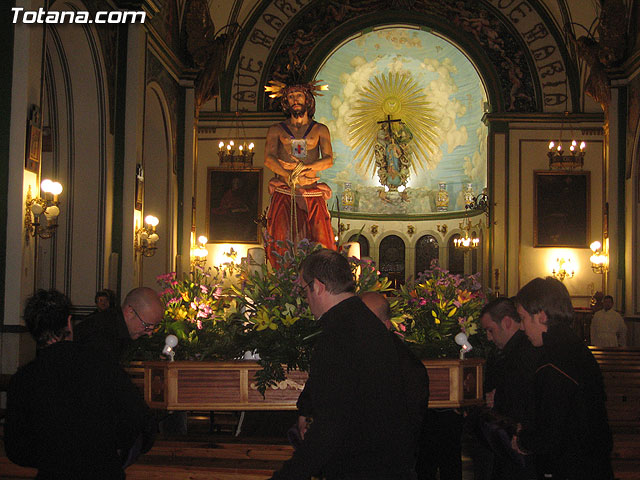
[
  {"xmin": 218, "ymin": 69, "xmax": 255, "ymax": 168},
  {"xmin": 218, "ymin": 139, "xmax": 255, "ymax": 168},
  {"xmin": 454, "ymin": 218, "xmax": 480, "ymax": 251},
  {"xmin": 548, "ymin": 112, "xmax": 586, "ymax": 170}
]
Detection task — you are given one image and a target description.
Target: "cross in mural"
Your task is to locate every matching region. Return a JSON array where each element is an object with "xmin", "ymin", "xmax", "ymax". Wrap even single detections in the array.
[{"xmin": 377, "ymin": 114, "xmax": 402, "ymax": 136}]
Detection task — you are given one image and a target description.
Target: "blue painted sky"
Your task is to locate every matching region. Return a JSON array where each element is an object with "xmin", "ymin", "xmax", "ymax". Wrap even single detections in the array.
[{"xmin": 314, "ymin": 26, "xmax": 488, "ymax": 213}]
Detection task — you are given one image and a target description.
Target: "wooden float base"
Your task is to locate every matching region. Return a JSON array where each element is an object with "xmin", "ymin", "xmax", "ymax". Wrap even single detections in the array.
[{"xmin": 138, "ymin": 358, "xmax": 485, "ymax": 411}]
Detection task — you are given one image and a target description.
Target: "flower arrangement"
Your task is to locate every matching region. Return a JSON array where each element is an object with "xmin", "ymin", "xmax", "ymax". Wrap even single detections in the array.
[
  {"xmin": 126, "ymin": 242, "xmax": 488, "ymax": 394},
  {"xmin": 397, "ymin": 263, "xmax": 487, "ymax": 358}
]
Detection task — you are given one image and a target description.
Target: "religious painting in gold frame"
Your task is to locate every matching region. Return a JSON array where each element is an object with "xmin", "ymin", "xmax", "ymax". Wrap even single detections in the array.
[
  {"xmin": 207, "ymin": 167, "xmax": 262, "ymax": 244},
  {"xmin": 534, "ymin": 171, "xmax": 590, "ymax": 247}
]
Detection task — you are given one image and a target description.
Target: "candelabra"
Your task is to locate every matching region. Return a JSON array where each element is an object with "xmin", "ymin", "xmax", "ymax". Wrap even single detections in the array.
[
  {"xmin": 218, "ymin": 140, "xmax": 255, "ymax": 168},
  {"xmin": 548, "ymin": 140, "xmax": 586, "ymax": 170},
  {"xmin": 25, "ymin": 179, "xmax": 63, "ymax": 240},
  {"xmin": 454, "ymin": 218, "xmax": 480, "ymax": 251},
  {"xmin": 134, "ymin": 215, "xmax": 160, "ymax": 257}
]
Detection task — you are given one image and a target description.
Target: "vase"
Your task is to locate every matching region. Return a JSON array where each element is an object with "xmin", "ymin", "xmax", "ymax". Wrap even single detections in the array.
[
  {"xmin": 436, "ymin": 182, "xmax": 449, "ymax": 212},
  {"xmin": 464, "ymin": 183, "xmax": 475, "ymax": 208},
  {"xmin": 342, "ymin": 182, "xmax": 355, "ymax": 212}
]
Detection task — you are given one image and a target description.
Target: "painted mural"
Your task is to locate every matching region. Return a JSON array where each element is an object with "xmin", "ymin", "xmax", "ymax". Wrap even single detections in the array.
[{"xmin": 314, "ymin": 27, "xmax": 487, "ymax": 215}]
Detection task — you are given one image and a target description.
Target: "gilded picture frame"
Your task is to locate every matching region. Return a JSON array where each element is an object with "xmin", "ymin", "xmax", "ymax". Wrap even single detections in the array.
[
  {"xmin": 207, "ymin": 167, "xmax": 262, "ymax": 244},
  {"xmin": 534, "ymin": 171, "xmax": 590, "ymax": 247}
]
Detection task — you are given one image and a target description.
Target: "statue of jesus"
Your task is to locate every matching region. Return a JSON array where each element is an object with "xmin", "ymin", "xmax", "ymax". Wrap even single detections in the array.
[{"xmin": 264, "ymin": 81, "xmax": 336, "ymax": 265}]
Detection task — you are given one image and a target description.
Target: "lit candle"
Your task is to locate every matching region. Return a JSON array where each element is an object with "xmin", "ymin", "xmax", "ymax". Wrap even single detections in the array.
[
  {"xmin": 548, "ymin": 141, "xmax": 555, "ymax": 150},
  {"xmin": 579, "ymin": 141, "xmax": 586, "ymax": 151},
  {"xmin": 229, "ymin": 140, "xmax": 234, "ymax": 147},
  {"xmin": 218, "ymin": 141, "xmax": 224, "ymax": 150},
  {"xmin": 227, "ymin": 144, "xmax": 231, "ymax": 151},
  {"xmin": 239, "ymin": 145, "xmax": 243, "ymax": 152},
  {"xmin": 248, "ymin": 143, "xmax": 254, "ymax": 151}
]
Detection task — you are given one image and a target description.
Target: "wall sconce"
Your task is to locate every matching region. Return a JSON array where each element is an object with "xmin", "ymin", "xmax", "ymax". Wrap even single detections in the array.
[
  {"xmin": 25, "ymin": 179, "xmax": 63, "ymax": 240},
  {"xmin": 134, "ymin": 215, "xmax": 159, "ymax": 257},
  {"xmin": 191, "ymin": 235, "xmax": 209, "ymax": 269},
  {"xmin": 590, "ymin": 241, "xmax": 608, "ymax": 274},
  {"xmin": 552, "ymin": 257, "xmax": 575, "ymax": 281}
]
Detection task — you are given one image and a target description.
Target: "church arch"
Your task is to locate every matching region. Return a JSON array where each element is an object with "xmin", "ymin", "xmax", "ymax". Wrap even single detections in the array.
[
  {"xmin": 227, "ymin": 0, "xmax": 578, "ymax": 115},
  {"xmin": 41, "ymin": 1, "xmax": 110, "ymax": 309},
  {"xmin": 142, "ymin": 81, "xmax": 177, "ymax": 287}
]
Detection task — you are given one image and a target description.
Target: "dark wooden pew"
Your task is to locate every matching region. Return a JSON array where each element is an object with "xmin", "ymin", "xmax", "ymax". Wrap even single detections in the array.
[{"xmin": 589, "ymin": 347, "xmax": 640, "ymax": 430}]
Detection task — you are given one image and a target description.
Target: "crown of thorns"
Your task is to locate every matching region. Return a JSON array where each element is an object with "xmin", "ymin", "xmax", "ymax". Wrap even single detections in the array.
[{"xmin": 264, "ymin": 79, "xmax": 328, "ymax": 99}]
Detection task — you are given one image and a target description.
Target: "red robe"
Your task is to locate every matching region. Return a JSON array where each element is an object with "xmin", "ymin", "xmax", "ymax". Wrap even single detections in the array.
[{"xmin": 266, "ymin": 178, "xmax": 336, "ymax": 265}]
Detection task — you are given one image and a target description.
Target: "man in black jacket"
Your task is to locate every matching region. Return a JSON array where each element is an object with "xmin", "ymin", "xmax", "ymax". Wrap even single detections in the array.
[
  {"xmin": 5, "ymin": 289, "xmax": 156, "ymax": 479},
  {"xmin": 478, "ymin": 297, "xmax": 540, "ymax": 479},
  {"xmin": 513, "ymin": 277, "xmax": 614, "ymax": 480},
  {"xmin": 75, "ymin": 287, "xmax": 164, "ymax": 363},
  {"xmin": 271, "ymin": 249, "xmax": 422, "ymax": 479}
]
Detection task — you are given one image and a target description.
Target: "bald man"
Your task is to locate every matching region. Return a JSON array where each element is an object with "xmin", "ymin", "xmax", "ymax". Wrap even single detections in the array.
[
  {"xmin": 361, "ymin": 292, "xmax": 430, "ymax": 467},
  {"xmin": 75, "ymin": 287, "xmax": 164, "ymax": 363},
  {"xmin": 360, "ymin": 291, "xmax": 393, "ymax": 329}
]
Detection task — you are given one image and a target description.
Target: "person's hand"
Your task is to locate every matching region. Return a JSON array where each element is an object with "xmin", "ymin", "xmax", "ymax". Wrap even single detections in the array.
[
  {"xmin": 297, "ymin": 415, "xmax": 308, "ymax": 440},
  {"xmin": 297, "ymin": 173, "xmax": 318, "ymax": 186},
  {"xmin": 279, "ymin": 159, "xmax": 298, "ymax": 170},
  {"xmin": 511, "ymin": 434, "xmax": 529, "ymax": 455},
  {"xmin": 485, "ymin": 389, "xmax": 496, "ymax": 408},
  {"xmin": 288, "ymin": 164, "xmax": 312, "ymax": 186}
]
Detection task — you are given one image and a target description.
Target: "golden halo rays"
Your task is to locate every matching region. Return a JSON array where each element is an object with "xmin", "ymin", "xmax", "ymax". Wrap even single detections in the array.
[{"xmin": 348, "ymin": 72, "xmax": 440, "ymax": 176}]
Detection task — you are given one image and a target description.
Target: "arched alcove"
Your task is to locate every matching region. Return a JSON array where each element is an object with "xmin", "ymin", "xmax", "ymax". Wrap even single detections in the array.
[
  {"xmin": 415, "ymin": 234, "xmax": 439, "ymax": 277},
  {"xmin": 40, "ymin": 9, "xmax": 109, "ymax": 308},
  {"xmin": 448, "ymin": 234, "xmax": 464, "ymax": 275},
  {"xmin": 348, "ymin": 233, "xmax": 370, "ymax": 258},
  {"xmin": 379, "ymin": 234, "xmax": 405, "ymax": 287},
  {"xmin": 312, "ymin": 26, "xmax": 488, "ymax": 216},
  {"xmin": 142, "ymin": 82, "xmax": 176, "ymax": 287}
]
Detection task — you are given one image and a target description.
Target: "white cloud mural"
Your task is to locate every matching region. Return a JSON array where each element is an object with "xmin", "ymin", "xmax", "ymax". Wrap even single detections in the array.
[{"xmin": 315, "ymin": 27, "xmax": 487, "ymax": 214}]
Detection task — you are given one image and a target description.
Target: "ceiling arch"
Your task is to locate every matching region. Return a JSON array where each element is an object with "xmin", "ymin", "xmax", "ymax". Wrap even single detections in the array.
[{"xmin": 224, "ymin": 0, "xmax": 578, "ymax": 114}]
